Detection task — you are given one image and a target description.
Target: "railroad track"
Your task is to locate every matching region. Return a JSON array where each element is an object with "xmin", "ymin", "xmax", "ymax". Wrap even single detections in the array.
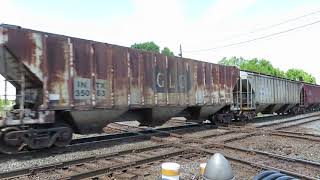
[
  {"xmin": 0, "ymin": 123, "xmax": 215, "ymax": 161},
  {"xmin": 3, "ymin": 128, "xmax": 320, "ymax": 179},
  {"xmin": 1, "ymin": 112, "xmax": 320, "ymax": 179},
  {"xmin": 253, "ymin": 111, "xmax": 320, "ymax": 129}
]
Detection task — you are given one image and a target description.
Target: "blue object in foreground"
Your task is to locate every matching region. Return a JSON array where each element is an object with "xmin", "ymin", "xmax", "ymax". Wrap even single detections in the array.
[{"xmin": 253, "ymin": 170, "xmax": 299, "ymax": 180}]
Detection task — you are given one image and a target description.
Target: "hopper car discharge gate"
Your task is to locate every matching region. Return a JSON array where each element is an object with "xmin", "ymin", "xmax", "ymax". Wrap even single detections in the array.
[
  {"xmin": 0, "ymin": 28, "xmax": 72, "ymax": 154},
  {"xmin": 232, "ymin": 71, "xmax": 256, "ymax": 121}
]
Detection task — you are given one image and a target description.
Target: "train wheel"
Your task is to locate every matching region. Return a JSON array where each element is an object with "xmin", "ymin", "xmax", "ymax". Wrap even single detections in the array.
[
  {"xmin": 0, "ymin": 127, "xmax": 23, "ymax": 154},
  {"xmin": 54, "ymin": 123, "xmax": 73, "ymax": 147}
]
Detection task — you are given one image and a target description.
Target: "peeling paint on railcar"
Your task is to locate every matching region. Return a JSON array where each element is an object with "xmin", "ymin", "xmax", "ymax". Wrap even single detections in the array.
[
  {"xmin": 204, "ymin": 62, "xmax": 212, "ymax": 104},
  {"xmin": 154, "ymin": 53, "xmax": 167, "ymax": 105},
  {"xmin": 167, "ymin": 56, "xmax": 179, "ymax": 105},
  {"xmin": 72, "ymin": 38, "xmax": 93, "ymax": 108},
  {"xmin": 112, "ymin": 45, "xmax": 129, "ymax": 107},
  {"xmin": 0, "ymin": 24, "xmax": 242, "ymax": 132},
  {"xmin": 185, "ymin": 59, "xmax": 196, "ymax": 105},
  {"xmin": 92, "ymin": 43, "xmax": 113, "ymax": 108},
  {"xmin": 212, "ymin": 64, "xmax": 220, "ymax": 104},
  {"xmin": 196, "ymin": 61, "xmax": 205, "ymax": 104},
  {"xmin": 142, "ymin": 51, "xmax": 154, "ymax": 105},
  {"xmin": 128, "ymin": 48, "xmax": 142, "ymax": 106},
  {"xmin": 177, "ymin": 58, "xmax": 187, "ymax": 105},
  {"xmin": 46, "ymin": 35, "xmax": 71, "ymax": 108},
  {"xmin": 6, "ymin": 29, "xmax": 44, "ymax": 82},
  {"xmin": 303, "ymin": 84, "xmax": 320, "ymax": 106}
]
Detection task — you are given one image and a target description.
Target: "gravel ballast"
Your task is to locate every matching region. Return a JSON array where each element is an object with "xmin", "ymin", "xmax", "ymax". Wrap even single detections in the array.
[
  {"xmin": 227, "ymin": 134, "xmax": 320, "ymax": 162},
  {"xmin": 0, "ymin": 141, "xmax": 157, "ymax": 173}
]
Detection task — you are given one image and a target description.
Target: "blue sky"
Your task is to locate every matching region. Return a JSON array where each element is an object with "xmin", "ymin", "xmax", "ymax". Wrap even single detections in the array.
[{"xmin": 1, "ymin": 0, "xmax": 320, "ymax": 95}]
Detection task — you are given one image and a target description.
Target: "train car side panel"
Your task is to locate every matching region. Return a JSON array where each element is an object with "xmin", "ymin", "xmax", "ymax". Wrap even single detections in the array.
[
  {"xmin": 303, "ymin": 84, "xmax": 320, "ymax": 109},
  {"xmin": 92, "ymin": 43, "xmax": 113, "ymax": 108}
]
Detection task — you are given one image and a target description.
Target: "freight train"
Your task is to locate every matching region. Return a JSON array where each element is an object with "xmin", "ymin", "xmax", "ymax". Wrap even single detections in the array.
[{"xmin": 0, "ymin": 24, "xmax": 319, "ymax": 154}]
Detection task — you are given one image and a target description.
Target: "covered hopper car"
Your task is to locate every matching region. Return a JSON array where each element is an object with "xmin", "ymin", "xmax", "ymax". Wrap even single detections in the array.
[
  {"xmin": 232, "ymin": 71, "xmax": 302, "ymax": 119},
  {"xmin": 0, "ymin": 24, "xmax": 239, "ymax": 153}
]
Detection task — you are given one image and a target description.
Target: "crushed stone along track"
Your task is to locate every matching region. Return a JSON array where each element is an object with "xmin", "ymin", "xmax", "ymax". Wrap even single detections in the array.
[
  {"xmin": 0, "ymin": 112, "xmax": 301, "ymax": 160},
  {"xmin": 0, "ymin": 123, "xmax": 214, "ymax": 162},
  {"xmin": 253, "ymin": 111, "xmax": 320, "ymax": 129},
  {"xmin": 1, "ymin": 112, "xmax": 320, "ymax": 179}
]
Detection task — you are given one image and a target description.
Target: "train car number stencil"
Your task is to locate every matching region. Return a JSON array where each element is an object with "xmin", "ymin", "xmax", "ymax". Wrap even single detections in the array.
[
  {"xmin": 74, "ymin": 78, "xmax": 91, "ymax": 100},
  {"xmin": 96, "ymin": 79, "xmax": 107, "ymax": 99}
]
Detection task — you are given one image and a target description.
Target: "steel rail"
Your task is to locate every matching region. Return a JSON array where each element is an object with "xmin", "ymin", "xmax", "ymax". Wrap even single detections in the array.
[
  {"xmin": 255, "ymin": 113, "xmax": 320, "ymax": 128},
  {"xmin": 270, "ymin": 132, "xmax": 320, "ymax": 142},
  {"xmin": 276, "ymin": 130, "xmax": 320, "ymax": 137},
  {"xmin": 0, "ymin": 143, "xmax": 176, "ymax": 179},
  {"xmin": 0, "ymin": 123, "xmax": 211, "ymax": 161},
  {"xmin": 205, "ymin": 143, "xmax": 320, "ymax": 168},
  {"xmin": 199, "ymin": 148, "xmax": 317, "ymax": 180}
]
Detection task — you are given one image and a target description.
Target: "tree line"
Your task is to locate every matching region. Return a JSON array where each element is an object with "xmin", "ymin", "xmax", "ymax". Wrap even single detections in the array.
[{"xmin": 219, "ymin": 57, "xmax": 316, "ymax": 84}]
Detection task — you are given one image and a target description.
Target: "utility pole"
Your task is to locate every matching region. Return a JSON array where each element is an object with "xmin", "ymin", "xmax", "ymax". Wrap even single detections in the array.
[{"xmin": 179, "ymin": 44, "xmax": 182, "ymax": 58}]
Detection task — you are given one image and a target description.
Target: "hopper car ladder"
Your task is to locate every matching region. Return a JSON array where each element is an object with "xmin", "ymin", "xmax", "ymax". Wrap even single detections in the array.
[{"xmin": 232, "ymin": 78, "xmax": 256, "ymax": 120}]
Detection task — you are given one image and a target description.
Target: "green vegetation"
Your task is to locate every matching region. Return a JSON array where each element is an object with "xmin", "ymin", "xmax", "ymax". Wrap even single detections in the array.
[
  {"xmin": 161, "ymin": 47, "xmax": 174, "ymax": 56},
  {"xmin": 0, "ymin": 99, "xmax": 14, "ymax": 117},
  {"xmin": 131, "ymin": 41, "xmax": 160, "ymax": 53},
  {"xmin": 219, "ymin": 57, "xmax": 316, "ymax": 84},
  {"xmin": 0, "ymin": 99, "xmax": 14, "ymax": 109},
  {"xmin": 286, "ymin": 69, "xmax": 316, "ymax": 83},
  {"xmin": 131, "ymin": 42, "xmax": 175, "ymax": 56}
]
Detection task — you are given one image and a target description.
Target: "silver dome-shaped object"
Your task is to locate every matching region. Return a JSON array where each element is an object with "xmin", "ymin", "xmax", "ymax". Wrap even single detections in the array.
[{"xmin": 203, "ymin": 153, "xmax": 235, "ymax": 180}]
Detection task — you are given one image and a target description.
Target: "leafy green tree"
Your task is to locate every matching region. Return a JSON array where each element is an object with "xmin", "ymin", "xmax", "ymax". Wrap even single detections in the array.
[
  {"xmin": 0, "ymin": 99, "xmax": 14, "ymax": 117},
  {"xmin": 0, "ymin": 99, "xmax": 13, "ymax": 109},
  {"xmin": 286, "ymin": 69, "xmax": 316, "ymax": 83},
  {"xmin": 131, "ymin": 42, "xmax": 160, "ymax": 53},
  {"xmin": 219, "ymin": 57, "xmax": 315, "ymax": 83},
  {"xmin": 161, "ymin": 47, "xmax": 174, "ymax": 56},
  {"xmin": 131, "ymin": 42, "xmax": 175, "ymax": 56},
  {"xmin": 219, "ymin": 57, "xmax": 285, "ymax": 78},
  {"xmin": 219, "ymin": 57, "xmax": 244, "ymax": 67}
]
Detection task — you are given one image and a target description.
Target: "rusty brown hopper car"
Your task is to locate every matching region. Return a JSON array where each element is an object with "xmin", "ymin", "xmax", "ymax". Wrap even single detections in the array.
[
  {"xmin": 0, "ymin": 24, "xmax": 239, "ymax": 153},
  {"xmin": 301, "ymin": 83, "xmax": 320, "ymax": 111}
]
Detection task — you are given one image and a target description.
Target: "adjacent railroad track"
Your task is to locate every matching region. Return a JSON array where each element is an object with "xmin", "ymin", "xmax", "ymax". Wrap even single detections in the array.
[
  {"xmin": 3, "ymin": 128, "xmax": 320, "ymax": 179},
  {"xmin": 253, "ymin": 111, "xmax": 320, "ymax": 129}
]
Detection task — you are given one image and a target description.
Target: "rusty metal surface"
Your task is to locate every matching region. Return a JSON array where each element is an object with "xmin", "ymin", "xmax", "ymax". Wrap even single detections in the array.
[
  {"xmin": 45, "ymin": 35, "xmax": 70, "ymax": 108},
  {"xmin": 302, "ymin": 84, "xmax": 320, "ymax": 105},
  {"xmin": 0, "ymin": 24, "xmax": 240, "ymax": 128},
  {"xmin": 112, "ymin": 45, "xmax": 129, "ymax": 107},
  {"xmin": 128, "ymin": 48, "xmax": 142, "ymax": 106},
  {"xmin": 92, "ymin": 43, "xmax": 113, "ymax": 108}
]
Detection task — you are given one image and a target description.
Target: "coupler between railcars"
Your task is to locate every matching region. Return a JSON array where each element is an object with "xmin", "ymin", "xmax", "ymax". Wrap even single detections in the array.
[
  {"xmin": 0, "ymin": 123, "xmax": 72, "ymax": 154},
  {"xmin": 236, "ymin": 110, "xmax": 256, "ymax": 121},
  {"xmin": 214, "ymin": 113, "xmax": 234, "ymax": 124},
  {"xmin": 289, "ymin": 105, "xmax": 305, "ymax": 115}
]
